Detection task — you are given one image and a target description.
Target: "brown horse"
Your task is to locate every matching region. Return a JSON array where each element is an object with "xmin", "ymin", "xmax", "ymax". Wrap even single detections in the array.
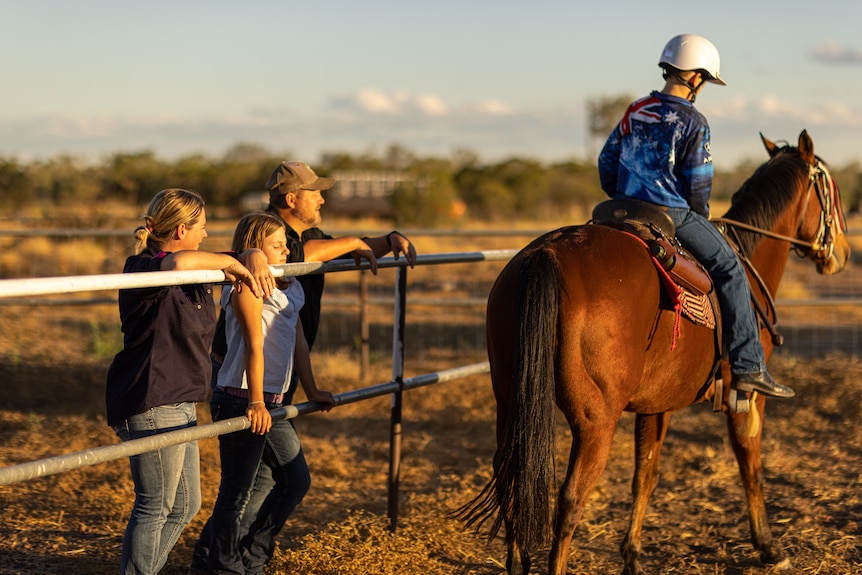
[{"xmin": 459, "ymin": 130, "xmax": 851, "ymax": 575}]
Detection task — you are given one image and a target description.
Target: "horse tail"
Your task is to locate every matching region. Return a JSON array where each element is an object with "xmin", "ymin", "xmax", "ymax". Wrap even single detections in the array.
[
  {"xmin": 502, "ymin": 247, "xmax": 561, "ymax": 549},
  {"xmin": 455, "ymin": 246, "xmax": 561, "ymax": 550}
]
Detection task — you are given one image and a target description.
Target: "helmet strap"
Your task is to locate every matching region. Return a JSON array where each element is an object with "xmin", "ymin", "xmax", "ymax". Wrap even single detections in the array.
[{"xmin": 667, "ymin": 69, "xmax": 704, "ymax": 103}]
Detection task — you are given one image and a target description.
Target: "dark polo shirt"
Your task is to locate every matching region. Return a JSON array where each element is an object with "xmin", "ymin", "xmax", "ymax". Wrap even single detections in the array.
[
  {"xmin": 293, "ymin": 226, "xmax": 333, "ymax": 349},
  {"xmin": 105, "ymin": 248, "xmax": 216, "ymax": 426}
]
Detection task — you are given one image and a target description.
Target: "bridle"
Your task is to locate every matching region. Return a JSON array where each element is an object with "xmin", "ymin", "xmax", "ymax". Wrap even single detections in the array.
[
  {"xmin": 711, "ymin": 158, "xmax": 847, "ymax": 346},
  {"xmin": 713, "ymin": 159, "xmax": 846, "ymax": 264}
]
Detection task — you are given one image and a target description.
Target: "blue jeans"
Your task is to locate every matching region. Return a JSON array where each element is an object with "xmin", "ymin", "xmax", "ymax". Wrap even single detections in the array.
[
  {"xmin": 668, "ymin": 207, "xmax": 765, "ymax": 374},
  {"xmin": 113, "ymin": 402, "xmax": 201, "ymax": 575},
  {"xmin": 191, "ymin": 385, "xmax": 310, "ymax": 575}
]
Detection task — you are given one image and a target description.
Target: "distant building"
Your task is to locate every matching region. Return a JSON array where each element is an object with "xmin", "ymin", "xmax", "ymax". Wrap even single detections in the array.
[
  {"xmin": 239, "ymin": 170, "xmax": 422, "ymax": 218},
  {"xmin": 326, "ymin": 171, "xmax": 415, "ymax": 217}
]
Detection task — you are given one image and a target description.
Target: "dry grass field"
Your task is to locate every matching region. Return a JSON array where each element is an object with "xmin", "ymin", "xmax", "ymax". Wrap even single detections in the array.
[{"xmin": 1, "ymin": 209, "xmax": 861, "ymax": 574}]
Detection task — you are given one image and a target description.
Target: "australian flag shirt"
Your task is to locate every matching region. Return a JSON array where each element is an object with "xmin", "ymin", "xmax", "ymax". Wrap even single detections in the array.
[{"xmin": 598, "ymin": 91, "xmax": 713, "ymax": 218}]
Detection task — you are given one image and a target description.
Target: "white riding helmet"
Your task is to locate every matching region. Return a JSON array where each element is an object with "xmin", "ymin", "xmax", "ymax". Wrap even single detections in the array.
[{"xmin": 658, "ymin": 34, "xmax": 726, "ymax": 86}]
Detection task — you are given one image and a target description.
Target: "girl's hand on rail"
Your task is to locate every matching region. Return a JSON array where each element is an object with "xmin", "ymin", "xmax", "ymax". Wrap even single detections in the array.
[{"xmin": 246, "ymin": 401, "xmax": 272, "ymax": 435}]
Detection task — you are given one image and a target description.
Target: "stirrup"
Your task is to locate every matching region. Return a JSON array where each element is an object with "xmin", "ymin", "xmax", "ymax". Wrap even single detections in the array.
[{"xmin": 728, "ymin": 388, "xmax": 750, "ymax": 414}]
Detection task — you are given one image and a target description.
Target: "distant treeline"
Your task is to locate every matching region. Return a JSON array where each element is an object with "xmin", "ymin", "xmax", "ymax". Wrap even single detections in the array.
[{"xmin": 1, "ymin": 142, "xmax": 860, "ymax": 226}]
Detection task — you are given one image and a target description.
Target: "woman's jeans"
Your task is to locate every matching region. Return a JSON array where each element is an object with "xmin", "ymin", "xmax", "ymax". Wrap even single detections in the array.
[
  {"xmin": 113, "ymin": 402, "xmax": 201, "ymax": 575},
  {"xmin": 191, "ymin": 384, "xmax": 310, "ymax": 575},
  {"xmin": 668, "ymin": 207, "xmax": 765, "ymax": 374}
]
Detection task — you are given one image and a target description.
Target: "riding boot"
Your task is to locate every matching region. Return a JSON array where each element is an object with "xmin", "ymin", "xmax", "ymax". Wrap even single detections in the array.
[{"xmin": 731, "ymin": 369, "xmax": 795, "ymax": 398}]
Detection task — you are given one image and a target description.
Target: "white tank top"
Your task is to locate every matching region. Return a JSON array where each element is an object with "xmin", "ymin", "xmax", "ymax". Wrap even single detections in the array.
[{"xmin": 217, "ymin": 279, "xmax": 305, "ymax": 395}]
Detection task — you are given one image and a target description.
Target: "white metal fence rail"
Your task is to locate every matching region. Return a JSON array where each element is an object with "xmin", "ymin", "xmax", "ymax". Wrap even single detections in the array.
[{"xmin": 0, "ymin": 251, "xmax": 517, "ymax": 531}]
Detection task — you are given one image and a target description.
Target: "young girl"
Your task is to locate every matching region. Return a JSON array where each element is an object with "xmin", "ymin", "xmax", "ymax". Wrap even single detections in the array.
[
  {"xmin": 105, "ymin": 188, "xmax": 268, "ymax": 575},
  {"xmin": 191, "ymin": 212, "xmax": 336, "ymax": 575}
]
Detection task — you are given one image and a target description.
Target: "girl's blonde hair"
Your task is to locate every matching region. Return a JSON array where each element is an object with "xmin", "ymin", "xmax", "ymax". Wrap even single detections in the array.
[
  {"xmin": 231, "ymin": 212, "xmax": 285, "ymax": 253},
  {"xmin": 133, "ymin": 189, "xmax": 205, "ymax": 254}
]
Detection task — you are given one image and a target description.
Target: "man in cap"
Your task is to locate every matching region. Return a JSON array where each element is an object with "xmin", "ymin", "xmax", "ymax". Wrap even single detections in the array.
[{"xmin": 263, "ymin": 160, "xmax": 417, "ymax": 348}]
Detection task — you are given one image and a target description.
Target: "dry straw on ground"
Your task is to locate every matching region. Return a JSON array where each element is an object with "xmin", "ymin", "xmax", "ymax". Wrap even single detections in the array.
[{"xmin": 1, "ymin": 337, "xmax": 860, "ymax": 575}]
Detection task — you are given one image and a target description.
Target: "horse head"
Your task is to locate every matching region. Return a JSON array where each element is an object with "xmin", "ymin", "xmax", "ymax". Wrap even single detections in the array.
[{"xmin": 761, "ymin": 130, "xmax": 851, "ymax": 275}]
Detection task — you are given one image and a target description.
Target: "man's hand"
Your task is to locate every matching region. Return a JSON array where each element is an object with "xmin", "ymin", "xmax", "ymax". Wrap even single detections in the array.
[
  {"xmin": 388, "ymin": 232, "xmax": 417, "ymax": 267},
  {"xmin": 351, "ymin": 244, "xmax": 379, "ymax": 274}
]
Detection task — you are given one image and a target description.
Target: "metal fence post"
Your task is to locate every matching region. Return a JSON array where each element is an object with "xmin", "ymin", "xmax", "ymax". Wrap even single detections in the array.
[
  {"xmin": 359, "ymin": 270, "xmax": 369, "ymax": 381},
  {"xmin": 387, "ymin": 265, "xmax": 407, "ymax": 532}
]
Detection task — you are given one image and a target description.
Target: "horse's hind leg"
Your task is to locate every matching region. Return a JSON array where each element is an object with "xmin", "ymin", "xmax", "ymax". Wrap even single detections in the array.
[
  {"xmin": 548, "ymin": 424, "xmax": 617, "ymax": 575},
  {"xmin": 726, "ymin": 397, "xmax": 792, "ymax": 570},
  {"xmin": 504, "ymin": 535, "xmax": 530, "ymax": 575},
  {"xmin": 620, "ymin": 413, "xmax": 671, "ymax": 575}
]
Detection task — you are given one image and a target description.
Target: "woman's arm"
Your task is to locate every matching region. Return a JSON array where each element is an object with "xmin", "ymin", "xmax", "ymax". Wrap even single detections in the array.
[
  {"xmin": 232, "ymin": 286, "xmax": 272, "ymax": 434},
  {"xmin": 162, "ymin": 250, "xmax": 263, "ymax": 297},
  {"xmin": 237, "ymin": 248, "xmax": 276, "ymax": 299}
]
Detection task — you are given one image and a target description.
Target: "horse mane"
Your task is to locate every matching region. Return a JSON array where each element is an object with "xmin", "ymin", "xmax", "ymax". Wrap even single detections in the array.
[{"xmin": 722, "ymin": 145, "xmax": 810, "ymax": 255}]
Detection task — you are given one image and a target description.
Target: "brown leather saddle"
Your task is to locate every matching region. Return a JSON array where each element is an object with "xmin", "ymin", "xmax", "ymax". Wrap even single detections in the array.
[{"xmin": 591, "ymin": 199, "xmax": 713, "ymax": 301}]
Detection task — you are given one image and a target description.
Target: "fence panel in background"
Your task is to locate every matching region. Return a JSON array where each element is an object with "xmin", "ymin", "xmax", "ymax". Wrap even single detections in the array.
[{"xmin": 0, "ymin": 227, "xmax": 860, "ymax": 363}]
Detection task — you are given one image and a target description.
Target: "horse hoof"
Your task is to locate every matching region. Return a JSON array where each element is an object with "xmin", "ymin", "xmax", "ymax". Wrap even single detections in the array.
[{"xmin": 771, "ymin": 557, "xmax": 793, "ymax": 571}]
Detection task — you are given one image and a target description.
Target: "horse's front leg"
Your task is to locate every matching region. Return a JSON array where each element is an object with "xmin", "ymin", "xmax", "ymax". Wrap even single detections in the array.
[
  {"xmin": 726, "ymin": 394, "xmax": 792, "ymax": 570},
  {"xmin": 620, "ymin": 412, "xmax": 671, "ymax": 575}
]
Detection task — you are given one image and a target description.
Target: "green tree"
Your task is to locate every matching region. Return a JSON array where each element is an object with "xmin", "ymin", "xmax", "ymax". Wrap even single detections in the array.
[
  {"xmin": 211, "ymin": 143, "xmax": 278, "ymax": 209},
  {"xmin": 585, "ymin": 94, "xmax": 634, "ymax": 157},
  {"xmin": 0, "ymin": 158, "xmax": 32, "ymax": 210},
  {"xmin": 27, "ymin": 155, "xmax": 101, "ymax": 208},
  {"xmin": 100, "ymin": 151, "xmax": 168, "ymax": 205},
  {"xmin": 391, "ymin": 157, "xmax": 458, "ymax": 227}
]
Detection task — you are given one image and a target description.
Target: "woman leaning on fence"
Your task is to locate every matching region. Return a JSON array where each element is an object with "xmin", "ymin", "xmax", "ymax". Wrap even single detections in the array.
[{"xmin": 104, "ymin": 188, "xmax": 273, "ymax": 575}]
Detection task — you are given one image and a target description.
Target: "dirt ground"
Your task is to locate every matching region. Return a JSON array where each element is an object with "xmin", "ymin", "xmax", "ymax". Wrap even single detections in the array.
[{"xmin": 1, "ymin": 316, "xmax": 861, "ymax": 575}]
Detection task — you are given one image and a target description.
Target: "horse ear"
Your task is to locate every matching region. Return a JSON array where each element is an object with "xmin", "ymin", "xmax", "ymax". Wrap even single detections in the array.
[
  {"xmin": 760, "ymin": 133, "xmax": 779, "ymax": 158},
  {"xmin": 797, "ymin": 129, "xmax": 815, "ymax": 165}
]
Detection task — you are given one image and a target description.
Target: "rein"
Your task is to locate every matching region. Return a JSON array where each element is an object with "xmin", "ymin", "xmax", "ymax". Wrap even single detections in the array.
[
  {"xmin": 710, "ymin": 218, "xmax": 812, "ymax": 249},
  {"xmin": 715, "ymin": 221, "xmax": 784, "ymax": 346}
]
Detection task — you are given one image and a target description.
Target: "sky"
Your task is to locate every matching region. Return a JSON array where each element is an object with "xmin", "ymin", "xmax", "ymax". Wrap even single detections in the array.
[{"xmin": 2, "ymin": 0, "xmax": 861, "ymax": 169}]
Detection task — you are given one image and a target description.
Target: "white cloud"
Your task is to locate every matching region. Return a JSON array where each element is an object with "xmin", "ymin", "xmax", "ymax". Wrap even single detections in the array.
[
  {"xmin": 415, "ymin": 94, "xmax": 448, "ymax": 116},
  {"xmin": 757, "ymin": 96, "xmax": 804, "ymax": 118},
  {"xmin": 356, "ymin": 88, "xmax": 400, "ymax": 113},
  {"xmin": 328, "ymin": 89, "xmax": 517, "ymax": 119},
  {"xmin": 811, "ymin": 42, "xmax": 862, "ymax": 65},
  {"xmin": 703, "ymin": 96, "xmax": 748, "ymax": 121},
  {"xmin": 705, "ymin": 95, "xmax": 862, "ymax": 129},
  {"xmin": 477, "ymin": 100, "xmax": 513, "ymax": 115}
]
